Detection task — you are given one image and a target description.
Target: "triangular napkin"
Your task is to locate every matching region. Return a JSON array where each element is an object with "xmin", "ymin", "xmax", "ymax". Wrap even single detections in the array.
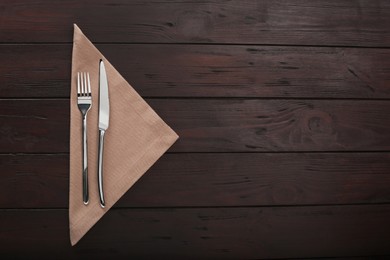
[{"xmin": 69, "ymin": 24, "xmax": 178, "ymax": 245}]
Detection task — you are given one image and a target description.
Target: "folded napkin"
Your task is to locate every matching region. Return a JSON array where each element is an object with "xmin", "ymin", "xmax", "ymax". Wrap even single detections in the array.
[{"xmin": 69, "ymin": 24, "xmax": 178, "ymax": 245}]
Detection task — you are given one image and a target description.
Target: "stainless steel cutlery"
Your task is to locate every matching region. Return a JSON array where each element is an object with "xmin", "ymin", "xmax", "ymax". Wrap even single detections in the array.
[
  {"xmin": 77, "ymin": 72, "xmax": 92, "ymax": 205},
  {"xmin": 77, "ymin": 60, "xmax": 109, "ymax": 208},
  {"xmin": 97, "ymin": 60, "xmax": 110, "ymax": 208}
]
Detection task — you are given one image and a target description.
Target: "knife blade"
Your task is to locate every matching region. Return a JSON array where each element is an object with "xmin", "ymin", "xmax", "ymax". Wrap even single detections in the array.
[{"xmin": 98, "ymin": 59, "xmax": 109, "ymax": 208}]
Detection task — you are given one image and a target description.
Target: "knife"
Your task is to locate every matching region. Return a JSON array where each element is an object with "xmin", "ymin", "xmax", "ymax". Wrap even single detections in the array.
[{"xmin": 98, "ymin": 59, "xmax": 109, "ymax": 208}]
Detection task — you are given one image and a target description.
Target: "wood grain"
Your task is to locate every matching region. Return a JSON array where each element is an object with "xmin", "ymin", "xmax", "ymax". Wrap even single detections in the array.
[
  {"xmin": 0, "ymin": 100, "xmax": 70, "ymax": 153},
  {"xmin": 1, "ymin": 205, "xmax": 389, "ymax": 258},
  {"xmin": 1, "ymin": 99, "xmax": 390, "ymax": 153},
  {"xmin": 1, "ymin": 0, "xmax": 389, "ymax": 47},
  {"xmin": 0, "ymin": 45, "xmax": 72, "ymax": 98},
  {"xmin": 1, "ymin": 1, "xmax": 389, "ymax": 258},
  {"xmin": 1, "ymin": 44, "xmax": 390, "ymax": 98},
  {"xmin": 1, "ymin": 153, "xmax": 390, "ymax": 208}
]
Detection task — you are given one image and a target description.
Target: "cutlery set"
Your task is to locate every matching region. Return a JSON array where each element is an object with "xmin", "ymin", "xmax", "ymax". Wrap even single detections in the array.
[{"xmin": 77, "ymin": 60, "xmax": 109, "ymax": 208}]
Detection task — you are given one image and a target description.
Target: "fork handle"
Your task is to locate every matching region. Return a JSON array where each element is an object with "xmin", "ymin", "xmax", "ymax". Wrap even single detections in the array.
[
  {"xmin": 82, "ymin": 115, "xmax": 89, "ymax": 205},
  {"xmin": 97, "ymin": 129, "xmax": 106, "ymax": 208}
]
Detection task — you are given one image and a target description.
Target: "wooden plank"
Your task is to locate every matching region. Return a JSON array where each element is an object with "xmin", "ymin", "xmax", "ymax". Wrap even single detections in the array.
[
  {"xmin": 1, "ymin": 153, "xmax": 390, "ymax": 208},
  {"xmin": 0, "ymin": 154, "xmax": 69, "ymax": 208},
  {"xmin": 294, "ymin": 258, "xmax": 390, "ymax": 260},
  {"xmin": 1, "ymin": 0, "xmax": 389, "ymax": 47},
  {"xmin": 2, "ymin": 44, "xmax": 390, "ymax": 99},
  {"xmin": 0, "ymin": 205, "xmax": 389, "ymax": 258},
  {"xmin": 0, "ymin": 100, "xmax": 70, "ymax": 153},
  {"xmin": 298, "ymin": 258, "xmax": 390, "ymax": 260},
  {"xmin": 1, "ymin": 99, "xmax": 390, "ymax": 153},
  {"xmin": 0, "ymin": 45, "xmax": 72, "ymax": 98}
]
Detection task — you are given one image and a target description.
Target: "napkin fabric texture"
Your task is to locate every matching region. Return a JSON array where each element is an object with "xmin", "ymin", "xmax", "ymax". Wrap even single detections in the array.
[{"xmin": 69, "ymin": 24, "xmax": 178, "ymax": 245}]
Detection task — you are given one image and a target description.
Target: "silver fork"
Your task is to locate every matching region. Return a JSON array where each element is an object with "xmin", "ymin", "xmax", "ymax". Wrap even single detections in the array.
[{"xmin": 77, "ymin": 72, "xmax": 92, "ymax": 205}]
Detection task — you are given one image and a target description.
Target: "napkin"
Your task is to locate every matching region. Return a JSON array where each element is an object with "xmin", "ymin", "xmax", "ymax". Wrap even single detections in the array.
[{"xmin": 69, "ymin": 24, "xmax": 178, "ymax": 246}]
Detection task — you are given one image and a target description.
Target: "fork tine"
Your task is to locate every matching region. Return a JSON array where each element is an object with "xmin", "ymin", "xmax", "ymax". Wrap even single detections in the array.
[
  {"xmin": 83, "ymin": 72, "xmax": 86, "ymax": 96},
  {"xmin": 87, "ymin": 72, "xmax": 91, "ymax": 96},
  {"xmin": 83, "ymin": 72, "xmax": 88, "ymax": 97},
  {"xmin": 77, "ymin": 72, "xmax": 80, "ymax": 95},
  {"xmin": 80, "ymin": 72, "xmax": 85, "ymax": 96}
]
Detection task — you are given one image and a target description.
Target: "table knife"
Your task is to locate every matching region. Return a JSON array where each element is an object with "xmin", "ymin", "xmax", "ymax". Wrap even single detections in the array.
[{"xmin": 98, "ymin": 59, "xmax": 110, "ymax": 208}]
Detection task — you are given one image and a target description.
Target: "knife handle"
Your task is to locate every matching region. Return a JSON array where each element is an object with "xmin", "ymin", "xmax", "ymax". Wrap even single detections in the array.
[{"xmin": 98, "ymin": 129, "xmax": 106, "ymax": 208}]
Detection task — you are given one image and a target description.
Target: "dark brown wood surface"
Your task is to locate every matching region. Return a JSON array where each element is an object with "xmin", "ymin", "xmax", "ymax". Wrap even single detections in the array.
[
  {"xmin": 2, "ymin": 99, "xmax": 390, "ymax": 153},
  {"xmin": 1, "ymin": 205, "xmax": 390, "ymax": 259},
  {"xmin": 0, "ymin": 0, "xmax": 389, "ymax": 259},
  {"xmin": 1, "ymin": 0, "xmax": 390, "ymax": 47},
  {"xmin": 1, "ymin": 45, "xmax": 390, "ymax": 98},
  {"xmin": 1, "ymin": 153, "xmax": 390, "ymax": 208}
]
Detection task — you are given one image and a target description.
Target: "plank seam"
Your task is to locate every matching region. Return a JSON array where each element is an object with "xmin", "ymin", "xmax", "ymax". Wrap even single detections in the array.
[{"xmin": 0, "ymin": 42, "xmax": 390, "ymax": 49}]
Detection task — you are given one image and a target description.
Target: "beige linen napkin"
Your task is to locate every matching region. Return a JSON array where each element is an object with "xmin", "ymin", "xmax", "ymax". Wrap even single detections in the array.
[{"xmin": 69, "ymin": 24, "xmax": 178, "ymax": 246}]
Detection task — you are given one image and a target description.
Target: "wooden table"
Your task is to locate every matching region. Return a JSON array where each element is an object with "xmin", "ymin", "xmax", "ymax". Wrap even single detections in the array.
[{"xmin": 1, "ymin": 0, "xmax": 390, "ymax": 258}]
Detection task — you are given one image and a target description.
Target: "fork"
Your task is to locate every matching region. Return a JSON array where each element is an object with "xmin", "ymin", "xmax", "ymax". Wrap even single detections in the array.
[{"xmin": 77, "ymin": 72, "xmax": 92, "ymax": 205}]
